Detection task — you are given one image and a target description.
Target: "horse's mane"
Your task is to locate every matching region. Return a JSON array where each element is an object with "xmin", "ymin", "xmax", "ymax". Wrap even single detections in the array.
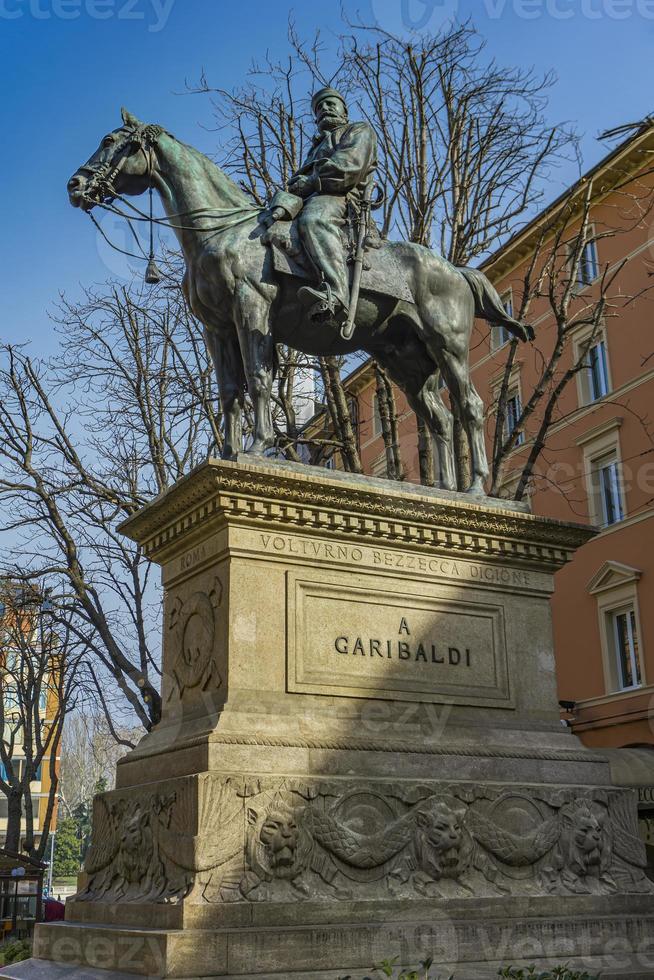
[{"xmin": 164, "ymin": 131, "xmax": 256, "ymax": 210}]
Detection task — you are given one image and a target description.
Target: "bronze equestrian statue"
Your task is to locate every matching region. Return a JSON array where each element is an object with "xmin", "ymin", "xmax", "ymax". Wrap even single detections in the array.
[{"xmin": 67, "ymin": 97, "xmax": 533, "ymax": 495}]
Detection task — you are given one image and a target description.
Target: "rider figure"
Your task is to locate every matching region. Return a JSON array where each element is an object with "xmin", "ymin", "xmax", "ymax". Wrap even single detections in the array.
[{"xmin": 287, "ymin": 87, "xmax": 378, "ymax": 324}]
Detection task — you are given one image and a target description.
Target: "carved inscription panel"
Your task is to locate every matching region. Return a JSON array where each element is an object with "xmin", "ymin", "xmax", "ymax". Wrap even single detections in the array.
[{"xmin": 287, "ymin": 571, "xmax": 511, "ymax": 706}]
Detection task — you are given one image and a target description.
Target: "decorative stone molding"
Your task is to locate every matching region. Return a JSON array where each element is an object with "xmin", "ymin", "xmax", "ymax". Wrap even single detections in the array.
[
  {"xmin": 120, "ymin": 459, "xmax": 595, "ymax": 569},
  {"xmin": 123, "ymin": 729, "xmax": 607, "ymax": 766}
]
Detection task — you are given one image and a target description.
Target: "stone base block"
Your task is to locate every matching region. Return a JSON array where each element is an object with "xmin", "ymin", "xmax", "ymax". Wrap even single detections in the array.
[
  {"xmin": 15, "ymin": 461, "xmax": 654, "ymax": 979},
  {"xmin": 4, "ymin": 896, "xmax": 654, "ymax": 978}
]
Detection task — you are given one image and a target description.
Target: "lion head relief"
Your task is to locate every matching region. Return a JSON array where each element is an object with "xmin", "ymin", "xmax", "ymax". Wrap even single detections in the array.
[
  {"xmin": 246, "ymin": 799, "xmax": 311, "ymax": 882},
  {"xmin": 558, "ymin": 800, "xmax": 611, "ymax": 879},
  {"xmin": 413, "ymin": 797, "xmax": 471, "ymax": 881},
  {"xmin": 115, "ymin": 800, "xmax": 155, "ymax": 885}
]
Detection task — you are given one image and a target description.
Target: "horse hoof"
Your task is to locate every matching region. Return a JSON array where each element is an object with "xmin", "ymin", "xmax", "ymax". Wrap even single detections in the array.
[{"xmin": 247, "ymin": 442, "xmax": 274, "ymax": 456}]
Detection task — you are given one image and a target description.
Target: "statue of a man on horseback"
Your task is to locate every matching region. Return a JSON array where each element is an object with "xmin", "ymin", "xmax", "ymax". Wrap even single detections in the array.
[
  {"xmin": 271, "ymin": 86, "xmax": 378, "ymax": 327},
  {"xmin": 67, "ymin": 106, "xmax": 534, "ymax": 494}
]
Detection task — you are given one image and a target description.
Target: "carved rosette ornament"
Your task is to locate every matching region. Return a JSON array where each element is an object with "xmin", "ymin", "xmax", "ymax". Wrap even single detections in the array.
[
  {"xmin": 168, "ymin": 577, "xmax": 223, "ymax": 700},
  {"xmin": 75, "ymin": 778, "xmax": 654, "ymax": 906}
]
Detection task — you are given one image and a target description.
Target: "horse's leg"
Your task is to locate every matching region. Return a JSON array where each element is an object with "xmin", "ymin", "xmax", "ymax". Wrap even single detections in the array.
[
  {"xmin": 421, "ymin": 372, "xmax": 457, "ymax": 490},
  {"xmin": 204, "ymin": 326, "xmax": 244, "ymax": 459},
  {"xmin": 405, "ymin": 251, "xmax": 488, "ymax": 494},
  {"xmin": 374, "ymin": 347, "xmax": 456, "ymax": 491},
  {"xmin": 438, "ymin": 348, "xmax": 489, "ymax": 495},
  {"xmin": 234, "ymin": 283, "xmax": 274, "ymax": 454}
]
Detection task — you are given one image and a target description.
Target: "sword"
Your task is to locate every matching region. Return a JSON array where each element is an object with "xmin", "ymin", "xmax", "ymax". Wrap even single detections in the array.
[{"xmin": 340, "ymin": 180, "xmax": 374, "ymax": 341}]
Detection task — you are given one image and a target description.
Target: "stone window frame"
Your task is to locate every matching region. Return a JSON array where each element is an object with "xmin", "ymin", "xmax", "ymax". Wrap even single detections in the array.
[
  {"xmin": 587, "ymin": 561, "xmax": 645, "ymax": 694},
  {"xmin": 576, "ymin": 417, "xmax": 626, "ymax": 527},
  {"xmin": 572, "ymin": 321, "xmax": 612, "ymax": 409}
]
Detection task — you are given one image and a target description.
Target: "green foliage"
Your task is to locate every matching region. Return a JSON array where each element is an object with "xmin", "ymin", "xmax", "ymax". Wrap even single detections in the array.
[
  {"xmin": 52, "ymin": 816, "xmax": 81, "ymax": 877},
  {"xmin": 0, "ymin": 939, "xmax": 32, "ymax": 965}
]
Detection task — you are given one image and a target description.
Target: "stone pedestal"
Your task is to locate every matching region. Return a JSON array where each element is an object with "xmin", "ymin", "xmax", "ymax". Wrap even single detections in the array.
[{"xmin": 9, "ymin": 459, "xmax": 654, "ymax": 979}]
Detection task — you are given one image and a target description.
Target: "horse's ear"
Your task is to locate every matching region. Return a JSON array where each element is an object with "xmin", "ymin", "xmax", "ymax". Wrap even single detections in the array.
[{"xmin": 121, "ymin": 106, "xmax": 142, "ymax": 130}]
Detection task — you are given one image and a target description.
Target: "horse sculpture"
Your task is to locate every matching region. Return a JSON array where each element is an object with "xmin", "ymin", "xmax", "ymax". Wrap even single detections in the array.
[{"xmin": 67, "ymin": 109, "xmax": 532, "ymax": 494}]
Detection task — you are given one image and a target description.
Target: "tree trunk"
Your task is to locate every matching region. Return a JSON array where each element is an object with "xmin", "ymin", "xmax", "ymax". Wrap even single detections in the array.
[
  {"xmin": 22, "ymin": 784, "xmax": 35, "ymax": 858},
  {"xmin": 5, "ymin": 790, "xmax": 23, "ymax": 854},
  {"xmin": 374, "ymin": 364, "xmax": 405, "ymax": 481},
  {"xmin": 319, "ymin": 357, "xmax": 362, "ymax": 473}
]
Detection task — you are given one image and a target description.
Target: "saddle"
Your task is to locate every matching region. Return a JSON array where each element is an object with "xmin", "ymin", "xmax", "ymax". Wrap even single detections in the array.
[{"xmin": 262, "ymin": 210, "xmax": 415, "ymax": 306}]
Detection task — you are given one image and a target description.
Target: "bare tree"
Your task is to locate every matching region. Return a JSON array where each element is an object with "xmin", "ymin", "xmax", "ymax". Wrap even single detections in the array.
[
  {"xmin": 58, "ymin": 707, "xmax": 140, "ymax": 816},
  {"xmin": 340, "ymin": 21, "xmax": 578, "ymax": 485},
  {"xmin": 0, "ymin": 578, "xmax": 82, "ymax": 860},
  {"xmin": 488, "ymin": 169, "xmax": 654, "ymax": 499},
  {"xmin": 374, "ymin": 364, "xmax": 405, "ymax": 482},
  {"xmin": 0, "ymin": 280, "xmax": 223, "ymax": 733},
  {"xmin": 194, "ymin": 18, "xmax": 578, "ymax": 485}
]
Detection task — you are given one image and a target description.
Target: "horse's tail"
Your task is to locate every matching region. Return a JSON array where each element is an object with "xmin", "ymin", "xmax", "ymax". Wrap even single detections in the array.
[{"xmin": 458, "ymin": 266, "xmax": 535, "ymax": 342}]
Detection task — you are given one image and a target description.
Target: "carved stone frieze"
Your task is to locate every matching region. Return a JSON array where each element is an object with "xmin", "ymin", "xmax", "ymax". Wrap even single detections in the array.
[{"xmin": 76, "ymin": 775, "xmax": 653, "ymax": 906}]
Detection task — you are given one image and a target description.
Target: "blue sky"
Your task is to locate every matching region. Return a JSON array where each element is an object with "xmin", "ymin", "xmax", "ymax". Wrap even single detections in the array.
[{"xmin": 2, "ymin": 0, "xmax": 654, "ymax": 349}]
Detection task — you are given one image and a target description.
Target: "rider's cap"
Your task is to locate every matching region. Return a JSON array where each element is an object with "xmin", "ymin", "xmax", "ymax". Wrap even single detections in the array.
[{"xmin": 311, "ymin": 87, "xmax": 347, "ymax": 114}]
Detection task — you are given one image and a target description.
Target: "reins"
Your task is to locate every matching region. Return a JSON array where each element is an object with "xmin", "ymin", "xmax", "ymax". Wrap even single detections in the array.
[{"xmin": 80, "ymin": 123, "xmax": 260, "ymax": 275}]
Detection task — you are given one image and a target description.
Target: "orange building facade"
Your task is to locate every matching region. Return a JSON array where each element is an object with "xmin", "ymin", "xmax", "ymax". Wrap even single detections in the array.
[{"xmin": 308, "ymin": 124, "xmax": 654, "ymax": 750}]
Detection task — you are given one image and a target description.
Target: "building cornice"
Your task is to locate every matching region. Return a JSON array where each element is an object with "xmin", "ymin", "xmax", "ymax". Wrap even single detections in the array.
[{"xmin": 480, "ymin": 124, "xmax": 654, "ymax": 283}]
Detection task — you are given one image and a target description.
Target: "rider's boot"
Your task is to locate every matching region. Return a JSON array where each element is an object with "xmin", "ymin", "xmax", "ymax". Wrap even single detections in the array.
[{"xmin": 298, "ymin": 283, "xmax": 347, "ymax": 326}]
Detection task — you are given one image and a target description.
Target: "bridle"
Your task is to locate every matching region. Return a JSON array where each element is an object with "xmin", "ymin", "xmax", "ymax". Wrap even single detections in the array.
[
  {"xmin": 77, "ymin": 122, "xmax": 260, "ymax": 272},
  {"xmin": 79, "ymin": 123, "xmax": 164, "ymax": 211}
]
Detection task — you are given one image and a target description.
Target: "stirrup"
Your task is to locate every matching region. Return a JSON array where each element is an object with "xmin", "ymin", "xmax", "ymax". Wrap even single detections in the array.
[{"xmin": 298, "ymin": 283, "xmax": 344, "ymax": 323}]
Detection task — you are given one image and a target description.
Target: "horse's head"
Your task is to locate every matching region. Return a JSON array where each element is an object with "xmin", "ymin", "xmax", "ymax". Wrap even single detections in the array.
[{"xmin": 67, "ymin": 107, "xmax": 165, "ymax": 211}]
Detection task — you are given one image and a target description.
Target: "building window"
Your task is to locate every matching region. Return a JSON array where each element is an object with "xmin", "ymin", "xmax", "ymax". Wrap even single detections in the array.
[
  {"xmin": 592, "ymin": 453, "xmax": 624, "ymax": 527},
  {"xmin": 491, "ymin": 291, "xmax": 514, "ymax": 351},
  {"xmin": 611, "ymin": 607, "xmax": 642, "ymax": 690},
  {"xmin": 578, "ymin": 419, "xmax": 625, "ymax": 528},
  {"xmin": 576, "ymin": 238, "xmax": 599, "ymax": 290},
  {"xmin": 505, "ymin": 391, "xmax": 524, "ymax": 446},
  {"xmin": 586, "ymin": 338, "xmax": 610, "ymax": 402},
  {"xmin": 324, "ymin": 455, "xmax": 336, "ymax": 470},
  {"xmin": 588, "ymin": 561, "xmax": 645, "ymax": 695},
  {"xmin": 576, "ymin": 330, "xmax": 611, "ymax": 406}
]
